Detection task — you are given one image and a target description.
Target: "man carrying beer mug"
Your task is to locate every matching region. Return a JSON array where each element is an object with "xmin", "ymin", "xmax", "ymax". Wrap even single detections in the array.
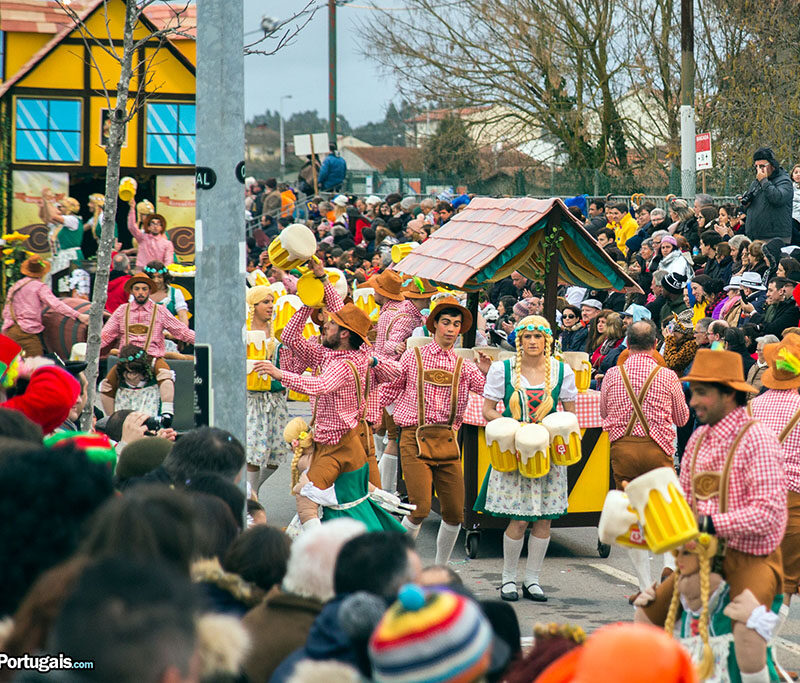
[
  {"xmin": 600, "ymin": 319, "xmax": 689, "ymax": 594},
  {"xmin": 636, "ymin": 348, "xmax": 786, "ymax": 683}
]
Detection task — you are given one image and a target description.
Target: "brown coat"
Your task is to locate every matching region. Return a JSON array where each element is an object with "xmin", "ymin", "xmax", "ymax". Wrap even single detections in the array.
[{"xmin": 242, "ymin": 587, "xmax": 324, "ymax": 682}]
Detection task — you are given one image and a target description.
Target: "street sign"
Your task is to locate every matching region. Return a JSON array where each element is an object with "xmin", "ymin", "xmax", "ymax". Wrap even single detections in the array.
[
  {"xmin": 195, "ymin": 167, "xmax": 217, "ymax": 190},
  {"xmin": 695, "ymin": 133, "xmax": 712, "ymax": 171},
  {"xmin": 193, "ymin": 344, "xmax": 213, "ymax": 427}
]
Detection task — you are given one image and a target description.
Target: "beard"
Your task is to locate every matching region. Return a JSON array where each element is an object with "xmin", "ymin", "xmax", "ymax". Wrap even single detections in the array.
[
  {"xmin": 321, "ymin": 335, "xmax": 337, "ymax": 349},
  {"xmin": 133, "ymin": 294, "xmax": 150, "ymax": 305}
]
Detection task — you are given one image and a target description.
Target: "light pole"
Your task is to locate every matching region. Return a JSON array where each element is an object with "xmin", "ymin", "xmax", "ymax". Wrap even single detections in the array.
[
  {"xmin": 279, "ymin": 94, "xmax": 292, "ymax": 180},
  {"xmin": 680, "ymin": 0, "xmax": 696, "ymax": 199}
]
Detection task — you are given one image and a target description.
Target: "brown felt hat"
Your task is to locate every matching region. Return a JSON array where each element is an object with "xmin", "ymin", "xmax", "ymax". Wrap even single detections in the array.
[
  {"xmin": 762, "ymin": 336, "xmax": 800, "ymax": 390},
  {"xmin": 425, "ymin": 296, "xmax": 473, "ymax": 334},
  {"xmin": 124, "ymin": 272, "xmax": 156, "ymax": 294},
  {"xmin": 680, "ymin": 348, "xmax": 756, "ymax": 393},
  {"xmin": 20, "ymin": 256, "xmax": 51, "ymax": 278},
  {"xmin": 368, "ymin": 269, "xmax": 405, "ymax": 301},
  {"xmin": 402, "ymin": 276, "xmax": 438, "ymax": 299},
  {"xmin": 328, "ymin": 303, "xmax": 372, "ymax": 345}
]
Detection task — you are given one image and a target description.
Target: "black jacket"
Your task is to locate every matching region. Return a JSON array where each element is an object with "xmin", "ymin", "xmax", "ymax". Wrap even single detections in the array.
[
  {"xmin": 743, "ymin": 167, "xmax": 793, "ymax": 242},
  {"xmin": 752, "ymin": 298, "xmax": 800, "ymax": 337},
  {"xmin": 704, "ymin": 256, "xmax": 732, "ymax": 286},
  {"xmin": 675, "ymin": 216, "xmax": 700, "ymax": 249},
  {"xmin": 560, "ymin": 325, "xmax": 588, "ymax": 353}
]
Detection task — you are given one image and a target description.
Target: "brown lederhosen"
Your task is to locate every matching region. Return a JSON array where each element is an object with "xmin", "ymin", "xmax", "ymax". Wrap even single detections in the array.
[
  {"xmin": 5, "ymin": 280, "xmax": 45, "ymax": 357},
  {"xmin": 100, "ymin": 305, "xmax": 171, "ymax": 397},
  {"xmin": 610, "ymin": 365, "xmax": 673, "ymax": 490},
  {"xmin": 641, "ymin": 420, "xmax": 784, "ymax": 624},
  {"xmin": 343, "ymin": 360, "xmax": 381, "ymax": 488},
  {"xmin": 399, "ymin": 349, "xmax": 464, "ymax": 526}
]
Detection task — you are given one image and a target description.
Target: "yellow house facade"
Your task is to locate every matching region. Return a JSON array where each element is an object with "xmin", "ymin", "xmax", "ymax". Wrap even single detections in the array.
[{"xmin": 0, "ymin": 0, "xmax": 197, "ymax": 256}]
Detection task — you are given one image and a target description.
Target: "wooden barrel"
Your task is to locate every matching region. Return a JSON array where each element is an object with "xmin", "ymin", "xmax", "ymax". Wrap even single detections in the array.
[{"xmin": 41, "ymin": 297, "xmax": 90, "ymax": 360}]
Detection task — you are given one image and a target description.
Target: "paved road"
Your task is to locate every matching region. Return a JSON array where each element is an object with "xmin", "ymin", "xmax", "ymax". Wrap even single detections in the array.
[{"xmin": 262, "ymin": 401, "xmax": 800, "ymax": 670}]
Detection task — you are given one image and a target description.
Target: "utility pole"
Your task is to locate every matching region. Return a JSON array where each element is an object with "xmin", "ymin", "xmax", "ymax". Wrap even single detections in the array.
[
  {"xmin": 280, "ymin": 94, "xmax": 292, "ymax": 180},
  {"xmin": 680, "ymin": 0, "xmax": 696, "ymax": 199},
  {"xmin": 195, "ymin": 0, "xmax": 246, "ymax": 445},
  {"xmin": 328, "ymin": 0, "xmax": 337, "ymax": 144}
]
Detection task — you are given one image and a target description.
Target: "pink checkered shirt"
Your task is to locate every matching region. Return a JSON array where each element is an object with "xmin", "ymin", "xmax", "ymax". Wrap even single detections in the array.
[
  {"xmin": 100, "ymin": 299, "xmax": 195, "ymax": 357},
  {"xmin": 749, "ymin": 388, "xmax": 800, "ymax": 493},
  {"xmin": 681, "ymin": 406, "xmax": 787, "ymax": 556},
  {"xmin": 2, "ymin": 277, "xmax": 83, "ymax": 334},
  {"xmin": 381, "ymin": 340, "xmax": 485, "ymax": 429},
  {"xmin": 600, "ymin": 351, "xmax": 689, "ymax": 455},
  {"xmin": 128, "ymin": 209, "xmax": 174, "ymax": 269},
  {"xmin": 375, "ymin": 299, "xmax": 423, "ymax": 361},
  {"xmin": 279, "ymin": 279, "xmax": 399, "ymax": 442}
]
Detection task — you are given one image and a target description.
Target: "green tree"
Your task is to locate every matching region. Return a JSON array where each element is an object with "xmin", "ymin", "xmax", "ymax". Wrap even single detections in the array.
[{"xmin": 422, "ymin": 116, "xmax": 480, "ymax": 181}]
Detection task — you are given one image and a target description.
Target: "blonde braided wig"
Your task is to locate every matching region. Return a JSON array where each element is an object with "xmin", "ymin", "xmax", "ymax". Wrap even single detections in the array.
[{"xmin": 508, "ymin": 314, "xmax": 554, "ymax": 423}]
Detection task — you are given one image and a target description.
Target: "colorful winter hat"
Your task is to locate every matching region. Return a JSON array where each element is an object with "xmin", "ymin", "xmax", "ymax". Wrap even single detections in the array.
[
  {"xmin": 369, "ymin": 584, "xmax": 492, "ymax": 683},
  {"xmin": 44, "ymin": 431, "xmax": 117, "ymax": 472},
  {"xmin": 0, "ymin": 334, "xmax": 22, "ymax": 388}
]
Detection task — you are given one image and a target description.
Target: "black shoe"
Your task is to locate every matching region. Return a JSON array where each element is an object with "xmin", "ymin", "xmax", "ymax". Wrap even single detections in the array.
[
  {"xmin": 500, "ymin": 582, "xmax": 518, "ymax": 602},
  {"xmin": 522, "ymin": 583, "xmax": 547, "ymax": 602},
  {"xmin": 159, "ymin": 413, "xmax": 173, "ymax": 429}
]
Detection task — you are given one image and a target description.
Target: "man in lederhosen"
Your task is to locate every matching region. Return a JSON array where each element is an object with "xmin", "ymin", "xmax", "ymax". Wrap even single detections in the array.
[
  {"xmin": 99, "ymin": 272, "xmax": 195, "ymax": 426},
  {"xmin": 637, "ymin": 348, "xmax": 786, "ymax": 683},
  {"xmin": 600, "ymin": 319, "xmax": 690, "ymax": 593},
  {"xmin": 380, "ymin": 297, "xmax": 491, "ymax": 564}
]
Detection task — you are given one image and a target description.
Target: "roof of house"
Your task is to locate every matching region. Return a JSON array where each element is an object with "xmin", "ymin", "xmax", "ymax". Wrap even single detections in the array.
[
  {"xmin": 405, "ymin": 106, "xmax": 490, "ymax": 124},
  {"xmin": 0, "ymin": 0, "xmax": 195, "ymax": 35},
  {"xmin": 394, "ymin": 197, "xmax": 640, "ymax": 292},
  {"xmin": 343, "ymin": 146, "xmax": 423, "ymax": 173},
  {"xmin": 0, "ymin": 0, "xmax": 195, "ymax": 98}
]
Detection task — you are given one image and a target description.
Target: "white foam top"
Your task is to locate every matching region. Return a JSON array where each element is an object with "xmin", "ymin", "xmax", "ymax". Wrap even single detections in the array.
[
  {"xmin": 514, "ymin": 423, "xmax": 550, "ymax": 464},
  {"xmin": 268, "ymin": 281, "xmax": 287, "ymax": 298},
  {"xmin": 280, "ymin": 224, "xmax": 317, "ymax": 260},
  {"xmin": 542, "ymin": 411, "xmax": 580, "ymax": 440},
  {"xmin": 274, "ymin": 294, "xmax": 302, "ymax": 313},
  {"xmin": 562, "ymin": 351, "xmax": 590, "ymax": 370},
  {"xmin": 246, "ymin": 330, "xmax": 267, "ymax": 349},
  {"xmin": 485, "ymin": 417, "xmax": 520, "ymax": 454},
  {"xmin": 598, "ymin": 490, "xmax": 639, "ymax": 544},
  {"xmin": 624, "ymin": 467, "xmax": 683, "ymax": 527},
  {"xmin": 326, "ymin": 268, "xmax": 348, "ymax": 299},
  {"xmin": 354, "ymin": 287, "xmax": 375, "ymax": 304}
]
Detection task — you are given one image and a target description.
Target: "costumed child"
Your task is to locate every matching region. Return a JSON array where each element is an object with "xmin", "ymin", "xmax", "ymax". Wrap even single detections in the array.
[
  {"xmin": 245, "ymin": 285, "xmax": 290, "ymax": 499},
  {"xmin": 474, "ymin": 314, "xmax": 578, "ymax": 603},
  {"xmin": 283, "ymin": 416, "xmax": 320, "ymax": 537},
  {"xmin": 101, "ymin": 344, "xmax": 161, "ymax": 417}
]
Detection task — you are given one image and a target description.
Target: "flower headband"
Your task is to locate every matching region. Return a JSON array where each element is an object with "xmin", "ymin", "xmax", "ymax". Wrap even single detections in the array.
[
  {"xmin": 144, "ymin": 265, "xmax": 168, "ymax": 275},
  {"xmin": 515, "ymin": 322, "xmax": 552, "ymax": 336},
  {"xmin": 121, "ymin": 348, "xmax": 146, "ymax": 363}
]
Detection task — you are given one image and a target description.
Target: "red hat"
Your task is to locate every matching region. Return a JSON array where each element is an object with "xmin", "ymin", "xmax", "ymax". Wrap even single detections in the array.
[{"xmin": 0, "ymin": 335, "xmax": 22, "ymax": 382}]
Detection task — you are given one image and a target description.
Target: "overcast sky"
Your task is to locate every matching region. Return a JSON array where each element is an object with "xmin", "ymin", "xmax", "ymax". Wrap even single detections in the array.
[{"xmin": 243, "ymin": 1, "xmax": 399, "ymax": 127}]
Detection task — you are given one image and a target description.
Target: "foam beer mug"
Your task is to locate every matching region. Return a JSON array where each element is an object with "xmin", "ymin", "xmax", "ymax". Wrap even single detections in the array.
[
  {"xmin": 484, "ymin": 417, "xmax": 521, "ymax": 472},
  {"xmin": 515, "ymin": 423, "xmax": 551, "ymax": 479},
  {"xmin": 598, "ymin": 490, "xmax": 648, "ymax": 548},
  {"xmin": 542, "ymin": 412, "xmax": 582, "ymax": 466}
]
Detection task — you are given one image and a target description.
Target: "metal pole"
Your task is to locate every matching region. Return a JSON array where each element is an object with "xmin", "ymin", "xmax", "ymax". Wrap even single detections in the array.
[
  {"xmin": 195, "ymin": 0, "xmax": 246, "ymax": 446},
  {"xmin": 280, "ymin": 94, "xmax": 292, "ymax": 181},
  {"xmin": 680, "ymin": 0, "xmax": 696, "ymax": 199},
  {"xmin": 328, "ymin": 0, "xmax": 337, "ymax": 143}
]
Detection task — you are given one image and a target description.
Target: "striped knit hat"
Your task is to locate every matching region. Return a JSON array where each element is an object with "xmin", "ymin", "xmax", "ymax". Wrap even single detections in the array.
[{"xmin": 369, "ymin": 585, "xmax": 492, "ymax": 683}]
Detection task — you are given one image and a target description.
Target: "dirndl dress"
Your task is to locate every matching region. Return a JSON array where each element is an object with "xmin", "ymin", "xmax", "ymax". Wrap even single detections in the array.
[{"xmin": 246, "ymin": 345, "xmax": 290, "ymax": 468}]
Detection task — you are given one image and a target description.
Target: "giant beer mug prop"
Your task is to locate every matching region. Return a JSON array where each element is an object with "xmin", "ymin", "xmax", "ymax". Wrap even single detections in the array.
[{"xmin": 562, "ymin": 352, "xmax": 592, "ymax": 393}]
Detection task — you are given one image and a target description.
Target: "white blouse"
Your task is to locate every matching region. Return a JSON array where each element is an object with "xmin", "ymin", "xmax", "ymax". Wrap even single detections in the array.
[{"xmin": 484, "ymin": 358, "xmax": 577, "ymax": 403}]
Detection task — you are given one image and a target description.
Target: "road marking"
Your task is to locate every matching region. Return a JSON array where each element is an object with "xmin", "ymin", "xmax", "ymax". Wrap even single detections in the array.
[
  {"xmin": 589, "ymin": 563, "xmax": 639, "ymax": 586},
  {"xmin": 777, "ymin": 637, "xmax": 800, "ymax": 656}
]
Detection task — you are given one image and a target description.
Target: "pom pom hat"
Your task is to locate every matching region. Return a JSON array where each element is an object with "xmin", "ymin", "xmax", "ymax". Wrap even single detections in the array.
[
  {"xmin": 0, "ymin": 334, "xmax": 22, "ymax": 385},
  {"xmin": 369, "ymin": 585, "xmax": 493, "ymax": 683}
]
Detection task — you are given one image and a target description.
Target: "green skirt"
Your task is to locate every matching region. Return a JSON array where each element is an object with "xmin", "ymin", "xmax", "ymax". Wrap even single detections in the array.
[{"xmin": 322, "ymin": 463, "xmax": 405, "ymax": 533}]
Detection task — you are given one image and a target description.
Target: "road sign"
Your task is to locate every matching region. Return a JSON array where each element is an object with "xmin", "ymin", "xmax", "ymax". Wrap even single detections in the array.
[{"xmin": 696, "ymin": 133, "xmax": 712, "ymax": 171}]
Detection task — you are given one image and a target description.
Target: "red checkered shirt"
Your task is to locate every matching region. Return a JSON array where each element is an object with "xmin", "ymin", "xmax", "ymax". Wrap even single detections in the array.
[
  {"xmin": 375, "ymin": 299, "xmax": 423, "ymax": 361},
  {"xmin": 2, "ymin": 277, "xmax": 83, "ymax": 334},
  {"xmin": 600, "ymin": 351, "xmax": 689, "ymax": 455},
  {"xmin": 749, "ymin": 388, "xmax": 800, "ymax": 493},
  {"xmin": 381, "ymin": 340, "xmax": 485, "ymax": 429},
  {"xmin": 279, "ymin": 279, "xmax": 399, "ymax": 442},
  {"xmin": 100, "ymin": 299, "xmax": 195, "ymax": 357},
  {"xmin": 681, "ymin": 406, "xmax": 787, "ymax": 556}
]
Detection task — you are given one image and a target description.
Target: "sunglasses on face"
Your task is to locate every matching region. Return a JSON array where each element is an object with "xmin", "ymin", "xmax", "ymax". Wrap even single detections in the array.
[{"xmin": 562, "ymin": 314, "xmax": 576, "ymax": 320}]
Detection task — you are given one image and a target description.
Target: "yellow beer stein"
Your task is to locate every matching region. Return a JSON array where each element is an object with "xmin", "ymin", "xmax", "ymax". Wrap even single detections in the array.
[
  {"xmin": 598, "ymin": 490, "xmax": 648, "ymax": 549},
  {"xmin": 484, "ymin": 417, "xmax": 520, "ymax": 472},
  {"xmin": 515, "ymin": 423, "xmax": 551, "ymax": 479},
  {"xmin": 542, "ymin": 412, "xmax": 582, "ymax": 466},
  {"xmin": 563, "ymin": 352, "xmax": 592, "ymax": 393}
]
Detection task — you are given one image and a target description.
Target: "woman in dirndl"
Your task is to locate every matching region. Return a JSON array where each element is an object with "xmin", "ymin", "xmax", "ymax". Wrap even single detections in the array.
[
  {"xmin": 245, "ymin": 285, "xmax": 290, "ymax": 499},
  {"xmin": 474, "ymin": 314, "xmax": 577, "ymax": 602}
]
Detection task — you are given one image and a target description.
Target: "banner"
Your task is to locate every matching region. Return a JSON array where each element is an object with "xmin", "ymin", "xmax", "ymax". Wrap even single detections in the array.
[
  {"xmin": 157, "ymin": 175, "xmax": 195, "ymax": 263},
  {"xmin": 12, "ymin": 170, "xmax": 69, "ymax": 237}
]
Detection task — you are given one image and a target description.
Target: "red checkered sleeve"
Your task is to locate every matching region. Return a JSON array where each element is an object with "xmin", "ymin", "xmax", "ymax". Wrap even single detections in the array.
[
  {"xmin": 323, "ymin": 279, "xmax": 344, "ymax": 313},
  {"xmin": 282, "ymin": 304, "xmax": 324, "ymax": 369},
  {"xmin": 750, "ymin": 389, "xmax": 800, "ymax": 493},
  {"xmin": 101, "ymin": 304, "xmax": 125, "ymax": 348},
  {"xmin": 384, "ymin": 301, "xmax": 423, "ymax": 360},
  {"xmin": 600, "ymin": 353, "xmax": 689, "ymax": 456},
  {"xmin": 681, "ymin": 408, "xmax": 787, "ymax": 555},
  {"xmin": 156, "ymin": 304, "xmax": 195, "ymax": 344},
  {"xmin": 374, "ymin": 300, "xmax": 403, "ymax": 358},
  {"xmin": 280, "ymin": 359, "xmax": 351, "ymax": 397}
]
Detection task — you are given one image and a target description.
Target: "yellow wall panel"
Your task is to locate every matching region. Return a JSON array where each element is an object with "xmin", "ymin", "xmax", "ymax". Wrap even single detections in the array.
[
  {"xmin": 143, "ymin": 47, "xmax": 194, "ymax": 94},
  {"xmin": 17, "ymin": 44, "xmax": 84, "ymax": 90},
  {"xmin": 88, "ymin": 97, "xmax": 138, "ymax": 168},
  {"xmin": 4, "ymin": 33, "xmax": 50, "ymax": 81},
  {"xmin": 80, "ymin": 0, "xmax": 151, "ymax": 42},
  {"xmin": 172, "ymin": 41, "xmax": 196, "ymax": 65},
  {"xmin": 89, "ymin": 45, "xmax": 139, "ymax": 92}
]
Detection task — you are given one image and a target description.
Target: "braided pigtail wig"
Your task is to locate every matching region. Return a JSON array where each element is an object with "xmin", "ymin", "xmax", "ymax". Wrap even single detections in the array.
[
  {"xmin": 510, "ymin": 315, "xmax": 555, "ymax": 423},
  {"xmin": 283, "ymin": 417, "xmax": 313, "ymax": 492}
]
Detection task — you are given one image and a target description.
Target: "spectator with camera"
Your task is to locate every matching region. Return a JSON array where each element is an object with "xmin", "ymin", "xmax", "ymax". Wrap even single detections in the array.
[{"xmin": 741, "ymin": 147, "xmax": 793, "ymax": 244}]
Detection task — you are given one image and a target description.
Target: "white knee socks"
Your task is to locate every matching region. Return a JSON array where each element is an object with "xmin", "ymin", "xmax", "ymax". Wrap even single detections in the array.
[
  {"xmin": 627, "ymin": 548, "xmax": 652, "ymax": 591},
  {"xmin": 402, "ymin": 517, "xmax": 421, "ymax": 539},
  {"xmin": 524, "ymin": 535, "xmax": 550, "ymax": 587},
  {"xmin": 739, "ymin": 667, "xmax": 769, "ymax": 683},
  {"xmin": 378, "ymin": 454, "xmax": 398, "ymax": 492},
  {"xmin": 373, "ymin": 434, "xmax": 386, "ymax": 459},
  {"xmin": 502, "ymin": 534, "xmax": 524, "ymax": 586},
  {"xmin": 435, "ymin": 521, "xmax": 461, "ymax": 565}
]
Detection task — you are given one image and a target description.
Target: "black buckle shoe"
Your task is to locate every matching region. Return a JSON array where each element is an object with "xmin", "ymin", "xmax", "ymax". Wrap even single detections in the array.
[
  {"xmin": 522, "ymin": 583, "xmax": 547, "ymax": 602},
  {"xmin": 500, "ymin": 581, "xmax": 518, "ymax": 602},
  {"xmin": 159, "ymin": 413, "xmax": 173, "ymax": 429}
]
